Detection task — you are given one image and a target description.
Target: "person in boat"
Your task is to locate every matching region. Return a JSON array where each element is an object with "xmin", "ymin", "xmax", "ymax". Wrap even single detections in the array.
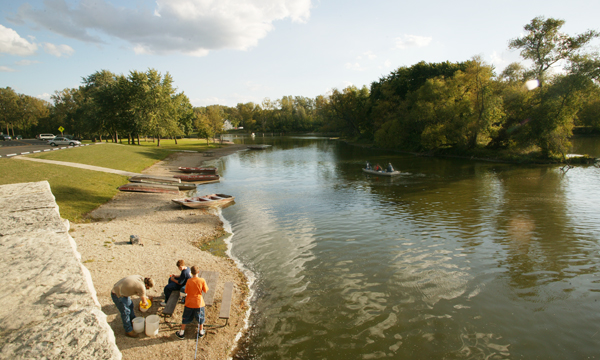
[
  {"xmin": 365, "ymin": 161, "xmax": 372, "ymax": 170},
  {"xmin": 374, "ymin": 163, "xmax": 382, "ymax": 171},
  {"xmin": 161, "ymin": 259, "xmax": 191, "ymax": 307},
  {"xmin": 175, "ymin": 265, "xmax": 209, "ymax": 340},
  {"xmin": 387, "ymin": 163, "xmax": 395, "ymax": 172},
  {"xmin": 111, "ymin": 275, "xmax": 154, "ymax": 338}
]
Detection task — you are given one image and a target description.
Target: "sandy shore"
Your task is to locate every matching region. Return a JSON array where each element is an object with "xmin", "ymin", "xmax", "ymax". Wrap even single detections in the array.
[{"xmin": 71, "ymin": 144, "xmax": 249, "ymax": 360}]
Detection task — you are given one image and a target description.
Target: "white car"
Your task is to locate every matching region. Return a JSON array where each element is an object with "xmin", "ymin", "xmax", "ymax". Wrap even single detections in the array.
[
  {"xmin": 48, "ymin": 137, "xmax": 82, "ymax": 146},
  {"xmin": 37, "ymin": 134, "xmax": 55, "ymax": 140}
]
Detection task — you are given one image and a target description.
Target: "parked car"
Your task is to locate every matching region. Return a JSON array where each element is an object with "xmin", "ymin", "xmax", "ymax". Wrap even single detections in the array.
[
  {"xmin": 1, "ymin": 134, "xmax": 11, "ymax": 141},
  {"xmin": 37, "ymin": 134, "xmax": 55, "ymax": 140},
  {"xmin": 65, "ymin": 134, "xmax": 82, "ymax": 141},
  {"xmin": 14, "ymin": 135, "xmax": 22, "ymax": 140},
  {"xmin": 48, "ymin": 137, "xmax": 82, "ymax": 146}
]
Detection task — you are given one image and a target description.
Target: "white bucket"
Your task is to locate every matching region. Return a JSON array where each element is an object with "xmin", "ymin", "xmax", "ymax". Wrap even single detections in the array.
[
  {"xmin": 132, "ymin": 317, "xmax": 145, "ymax": 333},
  {"xmin": 145, "ymin": 314, "xmax": 160, "ymax": 337}
]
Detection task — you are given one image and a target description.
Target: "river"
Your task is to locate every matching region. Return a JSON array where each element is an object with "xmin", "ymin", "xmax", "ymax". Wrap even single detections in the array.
[{"xmin": 204, "ymin": 136, "xmax": 600, "ymax": 359}]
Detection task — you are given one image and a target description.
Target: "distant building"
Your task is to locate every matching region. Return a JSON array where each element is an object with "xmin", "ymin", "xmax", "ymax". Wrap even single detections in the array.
[{"xmin": 223, "ymin": 119, "xmax": 233, "ymax": 130}]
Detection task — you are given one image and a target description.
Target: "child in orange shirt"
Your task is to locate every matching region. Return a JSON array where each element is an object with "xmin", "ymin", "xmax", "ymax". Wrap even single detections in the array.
[{"xmin": 175, "ymin": 266, "xmax": 209, "ymax": 339}]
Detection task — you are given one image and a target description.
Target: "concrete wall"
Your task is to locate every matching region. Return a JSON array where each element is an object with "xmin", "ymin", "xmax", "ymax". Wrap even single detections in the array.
[{"xmin": 0, "ymin": 181, "xmax": 121, "ymax": 360}]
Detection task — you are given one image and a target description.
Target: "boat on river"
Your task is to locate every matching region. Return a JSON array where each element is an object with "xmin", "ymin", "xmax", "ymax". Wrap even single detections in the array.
[
  {"xmin": 362, "ymin": 168, "xmax": 402, "ymax": 176},
  {"xmin": 177, "ymin": 166, "xmax": 218, "ymax": 174},
  {"xmin": 174, "ymin": 174, "xmax": 220, "ymax": 182},
  {"xmin": 363, "ymin": 162, "xmax": 401, "ymax": 176},
  {"xmin": 172, "ymin": 194, "xmax": 234, "ymax": 208}
]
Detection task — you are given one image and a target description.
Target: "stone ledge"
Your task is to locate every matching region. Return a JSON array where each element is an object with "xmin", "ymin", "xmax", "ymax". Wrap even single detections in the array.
[{"xmin": 0, "ymin": 181, "xmax": 121, "ymax": 360}]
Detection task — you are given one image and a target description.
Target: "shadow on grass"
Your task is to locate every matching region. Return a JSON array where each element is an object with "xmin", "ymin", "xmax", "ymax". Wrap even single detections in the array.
[{"xmin": 51, "ymin": 184, "xmax": 120, "ymax": 221}]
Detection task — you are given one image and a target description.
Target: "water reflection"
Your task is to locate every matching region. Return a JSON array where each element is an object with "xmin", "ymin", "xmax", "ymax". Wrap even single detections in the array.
[{"xmin": 213, "ymin": 136, "xmax": 600, "ymax": 359}]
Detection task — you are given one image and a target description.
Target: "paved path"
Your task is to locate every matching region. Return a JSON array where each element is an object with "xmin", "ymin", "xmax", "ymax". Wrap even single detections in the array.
[{"xmin": 15, "ymin": 156, "xmax": 140, "ymax": 177}]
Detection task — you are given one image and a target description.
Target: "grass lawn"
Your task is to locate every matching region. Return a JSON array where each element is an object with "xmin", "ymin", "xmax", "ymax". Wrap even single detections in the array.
[
  {"xmin": 29, "ymin": 143, "xmax": 173, "ymax": 173},
  {"xmin": 1, "ymin": 142, "xmax": 198, "ymax": 222},
  {"xmin": 0, "ymin": 158, "xmax": 127, "ymax": 222}
]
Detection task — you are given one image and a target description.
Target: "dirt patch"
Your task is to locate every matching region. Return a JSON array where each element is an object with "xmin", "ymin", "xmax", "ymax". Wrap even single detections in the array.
[{"xmin": 72, "ymin": 144, "xmax": 249, "ymax": 360}]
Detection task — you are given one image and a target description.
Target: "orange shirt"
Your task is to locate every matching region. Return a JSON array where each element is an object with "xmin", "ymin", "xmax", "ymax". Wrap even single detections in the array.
[{"xmin": 185, "ymin": 277, "xmax": 208, "ymax": 308}]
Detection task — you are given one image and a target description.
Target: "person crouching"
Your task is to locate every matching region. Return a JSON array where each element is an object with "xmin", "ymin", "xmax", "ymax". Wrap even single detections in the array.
[{"xmin": 175, "ymin": 266, "xmax": 208, "ymax": 339}]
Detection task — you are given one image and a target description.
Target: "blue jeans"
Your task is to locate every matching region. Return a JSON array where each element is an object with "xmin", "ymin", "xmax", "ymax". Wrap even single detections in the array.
[
  {"xmin": 164, "ymin": 279, "xmax": 183, "ymax": 302},
  {"xmin": 111, "ymin": 292, "xmax": 136, "ymax": 333}
]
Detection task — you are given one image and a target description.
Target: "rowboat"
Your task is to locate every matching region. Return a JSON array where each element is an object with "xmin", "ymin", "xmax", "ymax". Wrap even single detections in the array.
[
  {"xmin": 172, "ymin": 194, "xmax": 235, "ymax": 208},
  {"xmin": 247, "ymin": 145, "xmax": 271, "ymax": 150},
  {"xmin": 362, "ymin": 168, "xmax": 402, "ymax": 176},
  {"xmin": 174, "ymin": 174, "xmax": 220, "ymax": 182},
  {"xmin": 129, "ymin": 178, "xmax": 196, "ymax": 190},
  {"xmin": 130, "ymin": 175, "xmax": 181, "ymax": 184},
  {"xmin": 178, "ymin": 167, "xmax": 218, "ymax": 174},
  {"xmin": 118, "ymin": 183, "xmax": 180, "ymax": 194}
]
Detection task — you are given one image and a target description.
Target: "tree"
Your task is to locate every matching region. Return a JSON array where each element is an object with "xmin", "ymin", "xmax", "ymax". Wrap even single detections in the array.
[
  {"xmin": 128, "ymin": 69, "xmax": 178, "ymax": 146},
  {"xmin": 507, "ymin": 16, "xmax": 600, "ymax": 156},
  {"xmin": 0, "ymin": 87, "xmax": 20, "ymax": 135},
  {"xmin": 508, "ymin": 16, "xmax": 599, "ymax": 88},
  {"xmin": 327, "ymin": 85, "xmax": 371, "ymax": 139}
]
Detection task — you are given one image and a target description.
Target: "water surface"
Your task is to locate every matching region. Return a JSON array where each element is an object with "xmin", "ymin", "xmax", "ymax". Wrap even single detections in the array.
[{"xmin": 202, "ymin": 136, "xmax": 600, "ymax": 359}]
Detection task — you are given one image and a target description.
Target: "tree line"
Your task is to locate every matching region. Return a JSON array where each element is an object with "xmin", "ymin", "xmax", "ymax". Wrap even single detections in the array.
[{"xmin": 2, "ymin": 17, "xmax": 599, "ymax": 157}]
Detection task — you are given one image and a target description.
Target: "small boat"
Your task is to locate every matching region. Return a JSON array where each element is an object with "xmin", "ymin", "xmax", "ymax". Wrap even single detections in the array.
[
  {"xmin": 362, "ymin": 168, "xmax": 402, "ymax": 176},
  {"xmin": 172, "ymin": 194, "xmax": 235, "ymax": 208},
  {"xmin": 118, "ymin": 183, "xmax": 180, "ymax": 194},
  {"xmin": 174, "ymin": 174, "xmax": 220, "ymax": 182},
  {"xmin": 178, "ymin": 166, "xmax": 218, "ymax": 174},
  {"xmin": 130, "ymin": 175, "xmax": 181, "ymax": 184},
  {"xmin": 247, "ymin": 145, "xmax": 271, "ymax": 150},
  {"xmin": 130, "ymin": 178, "xmax": 196, "ymax": 190}
]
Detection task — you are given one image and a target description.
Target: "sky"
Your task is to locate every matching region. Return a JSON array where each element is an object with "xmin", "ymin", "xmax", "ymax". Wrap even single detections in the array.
[{"xmin": 1, "ymin": 0, "xmax": 599, "ymax": 107}]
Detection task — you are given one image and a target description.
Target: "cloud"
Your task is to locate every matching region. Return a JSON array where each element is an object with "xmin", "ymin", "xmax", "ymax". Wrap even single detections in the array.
[
  {"xmin": 360, "ymin": 51, "xmax": 377, "ymax": 60},
  {"xmin": 37, "ymin": 93, "xmax": 53, "ymax": 102},
  {"xmin": 0, "ymin": 65, "xmax": 17, "ymax": 72},
  {"xmin": 10, "ymin": 0, "xmax": 313, "ymax": 56},
  {"xmin": 16, "ymin": 59, "xmax": 41, "ymax": 65},
  {"xmin": 43, "ymin": 43, "xmax": 75, "ymax": 57},
  {"xmin": 0, "ymin": 24, "xmax": 38, "ymax": 56},
  {"xmin": 345, "ymin": 62, "xmax": 365, "ymax": 71},
  {"xmin": 395, "ymin": 34, "xmax": 432, "ymax": 49}
]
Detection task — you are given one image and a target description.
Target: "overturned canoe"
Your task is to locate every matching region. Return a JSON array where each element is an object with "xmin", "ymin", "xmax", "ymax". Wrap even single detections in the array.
[
  {"xmin": 178, "ymin": 166, "xmax": 218, "ymax": 174},
  {"xmin": 174, "ymin": 174, "xmax": 220, "ymax": 182},
  {"xmin": 172, "ymin": 194, "xmax": 235, "ymax": 208},
  {"xmin": 118, "ymin": 183, "xmax": 180, "ymax": 194},
  {"xmin": 129, "ymin": 178, "xmax": 196, "ymax": 190},
  {"xmin": 130, "ymin": 175, "xmax": 181, "ymax": 184}
]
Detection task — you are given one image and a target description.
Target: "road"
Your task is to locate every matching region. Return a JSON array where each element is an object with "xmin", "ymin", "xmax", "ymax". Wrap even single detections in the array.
[{"xmin": 0, "ymin": 139, "xmax": 90, "ymax": 158}]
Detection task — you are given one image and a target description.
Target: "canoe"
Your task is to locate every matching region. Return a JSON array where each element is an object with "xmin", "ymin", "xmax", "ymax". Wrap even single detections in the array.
[
  {"xmin": 178, "ymin": 166, "xmax": 218, "ymax": 174},
  {"xmin": 172, "ymin": 194, "xmax": 235, "ymax": 208},
  {"xmin": 130, "ymin": 175, "xmax": 181, "ymax": 184},
  {"xmin": 129, "ymin": 178, "xmax": 197, "ymax": 190},
  {"xmin": 118, "ymin": 183, "xmax": 180, "ymax": 194},
  {"xmin": 174, "ymin": 174, "xmax": 220, "ymax": 182},
  {"xmin": 362, "ymin": 168, "xmax": 402, "ymax": 176},
  {"xmin": 247, "ymin": 145, "xmax": 271, "ymax": 150}
]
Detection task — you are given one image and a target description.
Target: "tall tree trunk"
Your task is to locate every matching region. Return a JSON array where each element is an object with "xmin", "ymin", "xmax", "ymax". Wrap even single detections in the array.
[{"xmin": 157, "ymin": 135, "xmax": 160, "ymax": 147}]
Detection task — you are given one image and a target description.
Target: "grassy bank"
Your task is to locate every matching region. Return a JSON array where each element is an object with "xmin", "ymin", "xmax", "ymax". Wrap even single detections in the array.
[{"xmin": 1, "ymin": 143, "xmax": 183, "ymax": 222}]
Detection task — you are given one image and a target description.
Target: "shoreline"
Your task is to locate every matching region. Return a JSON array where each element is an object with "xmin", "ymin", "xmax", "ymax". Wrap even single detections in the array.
[{"xmin": 72, "ymin": 144, "xmax": 250, "ymax": 360}]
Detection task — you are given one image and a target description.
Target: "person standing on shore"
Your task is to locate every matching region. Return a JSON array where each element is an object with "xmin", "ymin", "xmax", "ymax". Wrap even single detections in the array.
[
  {"xmin": 161, "ymin": 259, "xmax": 191, "ymax": 306},
  {"xmin": 175, "ymin": 266, "xmax": 208, "ymax": 339},
  {"xmin": 111, "ymin": 275, "xmax": 154, "ymax": 338}
]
